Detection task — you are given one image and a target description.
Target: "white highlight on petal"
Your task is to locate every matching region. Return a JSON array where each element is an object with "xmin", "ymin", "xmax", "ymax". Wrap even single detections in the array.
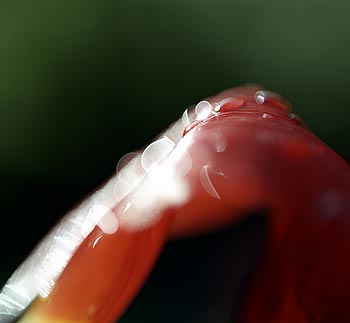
[
  {"xmin": 0, "ymin": 202, "xmax": 90, "ymax": 316},
  {"xmin": 0, "ymin": 114, "xmax": 195, "ymax": 319},
  {"xmin": 167, "ymin": 145, "xmax": 192, "ymax": 178},
  {"xmin": 120, "ymin": 141, "xmax": 191, "ymax": 231},
  {"xmin": 113, "ymin": 153, "xmax": 145, "ymax": 204}
]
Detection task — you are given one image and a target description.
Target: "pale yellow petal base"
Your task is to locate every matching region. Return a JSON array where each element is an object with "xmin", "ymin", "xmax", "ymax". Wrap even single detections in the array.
[{"xmin": 18, "ymin": 310, "xmax": 87, "ymax": 323}]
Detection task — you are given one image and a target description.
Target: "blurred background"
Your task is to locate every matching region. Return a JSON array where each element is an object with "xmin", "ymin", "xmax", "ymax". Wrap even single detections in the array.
[{"xmin": 0, "ymin": 0, "xmax": 349, "ymax": 321}]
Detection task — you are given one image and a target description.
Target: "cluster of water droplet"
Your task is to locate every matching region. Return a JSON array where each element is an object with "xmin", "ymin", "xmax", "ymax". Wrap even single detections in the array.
[
  {"xmin": 82, "ymin": 89, "xmax": 302, "ymax": 239},
  {"xmin": 182, "ymin": 100, "xmax": 218, "ymax": 129},
  {"xmin": 80, "ymin": 130, "xmax": 194, "ymax": 238}
]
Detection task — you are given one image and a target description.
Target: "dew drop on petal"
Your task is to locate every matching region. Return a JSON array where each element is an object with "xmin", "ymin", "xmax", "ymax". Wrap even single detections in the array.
[
  {"xmin": 255, "ymin": 91, "xmax": 265, "ymax": 104},
  {"xmin": 213, "ymin": 103, "xmax": 221, "ymax": 112},
  {"xmin": 195, "ymin": 101, "xmax": 213, "ymax": 120},
  {"xmin": 116, "ymin": 152, "xmax": 139, "ymax": 174},
  {"xmin": 182, "ymin": 109, "xmax": 191, "ymax": 127},
  {"xmin": 123, "ymin": 202, "xmax": 132, "ymax": 213},
  {"xmin": 90, "ymin": 204, "xmax": 118, "ymax": 235},
  {"xmin": 81, "ymin": 214, "xmax": 96, "ymax": 238},
  {"xmin": 212, "ymin": 132, "xmax": 227, "ymax": 153},
  {"xmin": 200, "ymin": 165, "xmax": 221, "ymax": 199},
  {"xmin": 92, "ymin": 235, "xmax": 103, "ymax": 248},
  {"xmin": 113, "ymin": 153, "xmax": 144, "ymax": 203},
  {"xmin": 262, "ymin": 113, "xmax": 272, "ymax": 119},
  {"xmin": 141, "ymin": 136, "xmax": 175, "ymax": 171},
  {"xmin": 216, "ymin": 97, "xmax": 245, "ymax": 112}
]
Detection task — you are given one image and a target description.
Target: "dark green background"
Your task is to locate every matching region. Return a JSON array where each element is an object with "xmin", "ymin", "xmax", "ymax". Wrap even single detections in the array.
[{"xmin": 0, "ymin": 0, "xmax": 349, "ymax": 321}]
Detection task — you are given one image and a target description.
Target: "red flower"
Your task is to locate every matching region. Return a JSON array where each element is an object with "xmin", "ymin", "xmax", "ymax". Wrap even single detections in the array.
[{"xmin": 1, "ymin": 85, "xmax": 349, "ymax": 323}]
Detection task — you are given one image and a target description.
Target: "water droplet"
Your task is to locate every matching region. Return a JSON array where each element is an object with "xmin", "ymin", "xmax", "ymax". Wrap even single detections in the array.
[
  {"xmin": 200, "ymin": 165, "xmax": 221, "ymax": 199},
  {"xmin": 141, "ymin": 136, "xmax": 175, "ymax": 171},
  {"xmin": 213, "ymin": 103, "xmax": 221, "ymax": 112},
  {"xmin": 183, "ymin": 121, "xmax": 201, "ymax": 136},
  {"xmin": 181, "ymin": 107, "xmax": 198, "ymax": 128},
  {"xmin": 195, "ymin": 101, "xmax": 213, "ymax": 120},
  {"xmin": 212, "ymin": 132, "xmax": 227, "ymax": 152},
  {"xmin": 215, "ymin": 97, "xmax": 245, "ymax": 112},
  {"xmin": 82, "ymin": 213, "xmax": 96, "ymax": 238},
  {"xmin": 182, "ymin": 109, "xmax": 191, "ymax": 127},
  {"xmin": 255, "ymin": 90, "xmax": 292, "ymax": 112},
  {"xmin": 262, "ymin": 113, "xmax": 271, "ymax": 119},
  {"xmin": 92, "ymin": 234, "xmax": 103, "ymax": 248},
  {"xmin": 289, "ymin": 113, "xmax": 301, "ymax": 121},
  {"xmin": 82, "ymin": 204, "xmax": 119, "ymax": 237},
  {"xmin": 116, "ymin": 152, "xmax": 139, "ymax": 174},
  {"xmin": 91, "ymin": 204, "xmax": 118, "ymax": 234},
  {"xmin": 288, "ymin": 113, "xmax": 304, "ymax": 125},
  {"xmin": 123, "ymin": 202, "xmax": 132, "ymax": 213},
  {"xmin": 255, "ymin": 91, "xmax": 265, "ymax": 104}
]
